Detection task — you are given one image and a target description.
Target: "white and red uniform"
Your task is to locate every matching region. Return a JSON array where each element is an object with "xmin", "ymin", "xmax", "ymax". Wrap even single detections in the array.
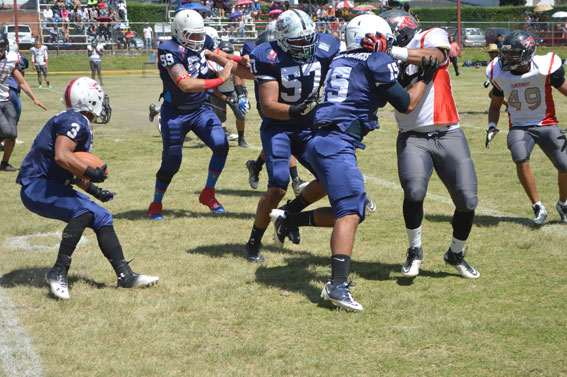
[
  {"xmin": 395, "ymin": 28, "xmax": 459, "ymax": 132},
  {"xmin": 487, "ymin": 52, "xmax": 561, "ymax": 128},
  {"xmin": 30, "ymin": 45, "xmax": 48, "ymax": 67},
  {"xmin": 0, "ymin": 50, "xmax": 21, "ymax": 100}
]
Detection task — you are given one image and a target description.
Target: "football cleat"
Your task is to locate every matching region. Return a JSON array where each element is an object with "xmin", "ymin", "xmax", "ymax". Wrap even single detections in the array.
[
  {"xmin": 238, "ymin": 138, "xmax": 249, "ymax": 148},
  {"xmin": 556, "ymin": 201, "xmax": 567, "ymax": 224},
  {"xmin": 0, "ymin": 161, "xmax": 17, "ymax": 171},
  {"xmin": 48, "ymin": 83, "xmax": 53, "ymax": 88},
  {"xmin": 38, "ymin": 84, "xmax": 42, "ymax": 89},
  {"xmin": 246, "ymin": 160, "xmax": 260, "ymax": 189},
  {"xmin": 291, "ymin": 177, "xmax": 309, "ymax": 197},
  {"xmin": 401, "ymin": 246, "xmax": 423, "ymax": 277},
  {"xmin": 224, "ymin": 127, "xmax": 238, "ymax": 141},
  {"xmin": 270, "ymin": 208, "xmax": 300, "ymax": 247},
  {"xmin": 199, "ymin": 187, "xmax": 225, "ymax": 213},
  {"xmin": 532, "ymin": 203, "xmax": 548, "ymax": 225},
  {"xmin": 117, "ymin": 271, "xmax": 159, "ymax": 288},
  {"xmin": 444, "ymin": 249, "xmax": 480, "ymax": 279},
  {"xmin": 149, "ymin": 103, "xmax": 158, "ymax": 122},
  {"xmin": 321, "ymin": 280, "xmax": 363, "ymax": 312},
  {"xmin": 45, "ymin": 268, "xmax": 70, "ymax": 300},
  {"xmin": 147, "ymin": 201, "xmax": 163, "ymax": 220},
  {"xmin": 365, "ymin": 196, "xmax": 377, "ymax": 213},
  {"xmin": 245, "ymin": 241, "xmax": 264, "ymax": 263}
]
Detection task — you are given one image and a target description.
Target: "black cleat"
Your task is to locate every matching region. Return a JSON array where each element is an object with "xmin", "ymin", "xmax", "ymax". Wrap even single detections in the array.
[{"xmin": 245, "ymin": 242, "xmax": 264, "ymax": 263}]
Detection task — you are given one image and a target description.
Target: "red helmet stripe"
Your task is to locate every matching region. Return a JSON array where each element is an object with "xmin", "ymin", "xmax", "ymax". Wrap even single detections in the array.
[{"xmin": 64, "ymin": 78, "xmax": 80, "ymax": 108}]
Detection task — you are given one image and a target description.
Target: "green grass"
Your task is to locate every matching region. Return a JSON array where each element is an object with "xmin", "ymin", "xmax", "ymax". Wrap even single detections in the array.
[{"xmin": 1, "ymin": 68, "xmax": 566, "ymax": 376}]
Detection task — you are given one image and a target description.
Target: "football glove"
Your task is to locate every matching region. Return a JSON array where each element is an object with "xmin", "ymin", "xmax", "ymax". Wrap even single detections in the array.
[
  {"xmin": 87, "ymin": 183, "xmax": 115, "ymax": 202},
  {"xmin": 485, "ymin": 125, "xmax": 500, "ymax": 149},
  {"xmin": 361, "ymin": 33, "xmax": 392, "ymax": 54},
  {"xmin": 237, "ymin": 95, "xmax": 250, "ymax": 117},
  {"xmin": 84, "ymin": 165, "xmax": 107, "ymax": 183},
  {"xmin": 398, "ymin": 62, "xmax": 417, "ymax": 88},
  {"xmin": 289, "ymin": 95, "xmax": 318, "ymax": 118},
  {"xmin": 417, "ymin": 56, "xmax": 439, "ymax": 85}
]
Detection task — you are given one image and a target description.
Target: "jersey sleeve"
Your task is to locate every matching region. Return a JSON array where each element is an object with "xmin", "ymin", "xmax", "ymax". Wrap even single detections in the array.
[
  {"xmin": 249, "ymin": 44, "xmax": 277, "ymax": 82},
  {"xmin": 241, "ymin": 41, "xmax": 255, "ymax": 57},
  {"xmin": 422, "ymin": 28, "xmax": 450, "ymax": 50},
  {"xmin": 367, "ymin": 52, "xmax": 398, "ymax": 85},
  {"xmin": 204, "ymin": 34, "xmax": 217, "ymax": 51},
  {"xmin": 157, "ymin": 44, "xmax": 184, "ymax": 69}
]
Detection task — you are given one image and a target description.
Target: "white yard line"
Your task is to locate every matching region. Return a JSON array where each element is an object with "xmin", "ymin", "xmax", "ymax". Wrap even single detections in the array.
[
  {"xmin": 4, "ymin": 232, "xmax": 87, "ymax": 252},
  {"xmin": 0, "ymin": 285, "xmax": 43, "ymax": 377}
]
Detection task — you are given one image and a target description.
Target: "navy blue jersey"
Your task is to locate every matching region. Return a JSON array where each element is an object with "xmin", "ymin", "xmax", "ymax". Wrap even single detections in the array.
[
  {"xmin": 158, "ymin": 35, "xmax": 216, "ymax": 107},
  {"xmin": 241, "ymin": 41, "xmax": 255, "ymax": 57},
  {"xmin": 314, "ymin": 51, "xmax": 399, "ymax": 136},
  {"xmin": 249, "ymin": 33, "xmax": 340, "ymax": 129},
  {"xmin": 17, "ymin": 111, "xmax": 93, "ymax": 186}
]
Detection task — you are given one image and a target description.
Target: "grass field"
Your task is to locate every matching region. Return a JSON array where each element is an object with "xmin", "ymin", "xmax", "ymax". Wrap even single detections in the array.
[{"xmin": 1, "ymin": 65, "xmax": 566, "ymax": 377}]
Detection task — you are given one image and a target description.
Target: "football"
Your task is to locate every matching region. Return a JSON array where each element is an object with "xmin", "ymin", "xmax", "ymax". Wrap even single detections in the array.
[{"xmin": 74, "ymin": 151, "xmax": 107, "ymax": 179}]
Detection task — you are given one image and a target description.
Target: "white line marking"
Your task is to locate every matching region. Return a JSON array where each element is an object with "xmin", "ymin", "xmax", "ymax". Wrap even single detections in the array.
[
  {"xmin": 3, "ymin": 232, "xmax": 88, "ymax": 252},
  {"xmin": 363, "ymin": 175, "xmax": 566, "ymax": 237},
  {"xmin": 0, "ymin": 285, "xmax": 43, "ymax": 377}
]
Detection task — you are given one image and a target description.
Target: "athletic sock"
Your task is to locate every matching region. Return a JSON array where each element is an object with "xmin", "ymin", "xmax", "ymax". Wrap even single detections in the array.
[
  {"xmin": 153, "ymin": 179, "xmax": 169, "ymax": 203},
  {"xmin": 53, "ymin": 212, "xmax": 93, "ymax": 271},
  {"xmin": 284, "ymin": 211, "xmax": 315, "ymax": 227},
  {"xmin": 406, "ymin": 226, "xmax": 422, "ymax": 249},
  {"xmin": 96, "ymin": 226, "xmax": 126, "ymax": 274},
  {"xmin": 238, "ymin": 130, "xmax": 244, "ymax": 140},
  {"xmin": 206, "ymin": 155, "xmax": 226, "ymax": 189},
  {"xmin": 450, "ymin": 237, "xmax": 466, "ymax": 254},
  {"xmin": 248, "ymin": 224, "xmax": 266, "ymax": 246},
  {"xmin": 331, "ymin": 254, "xmax": 350, "ymax": 285},
  {"xmin": 256, "ymin": 156, "xmax": 265, "ymax": 169},
  {"xmin": 282, "ymin": 193, "xmax": 311, "ymax": 213},
  {"xmin": 289, "ymin": 166, "xmax": 299, "ymax": 180}
]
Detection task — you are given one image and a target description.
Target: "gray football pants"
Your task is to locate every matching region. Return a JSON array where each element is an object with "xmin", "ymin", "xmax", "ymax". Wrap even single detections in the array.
[{"xmin": 396, "ymin": 128, "xmax": 478, "ymax": 212}]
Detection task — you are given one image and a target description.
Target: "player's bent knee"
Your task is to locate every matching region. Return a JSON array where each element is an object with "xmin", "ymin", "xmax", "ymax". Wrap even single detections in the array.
[
  {"xmin": 156, "ymin": 169, "xmax": 174, "ymax": 184},
  {"xmin": 211, "ymin": 141, "xmax": 229, "ymax": 158},
  {"xmin": 92, "ymin": 208, "xmax": 113, "ymax": 230},
  {"xmin": 456, "ymin": 194, "xmax": 478, "ymax": 212},
  {"xmin": 404, "ymin": 186, "xmax": 427, "ymax": 203}
]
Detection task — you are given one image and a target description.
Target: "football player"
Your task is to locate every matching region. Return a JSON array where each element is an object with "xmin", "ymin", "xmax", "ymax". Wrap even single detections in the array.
[
  {"xmin": 146, "ymin": 9, "xmax": 245, "ymax": 219},
  {"xmin": 243, "ymin": 10, "xmax": 340, "ymax": 262},
  {"xmin": 0, "ymin": 32, "xmax": 46, "ymax": 172},
  {"xmin": 270, "ymin": 14, "xmax": 437, "ymax": 311},
  {"xmin": 486, "ymin": 31, "xmax": 567, "ymax": 225},
  {"xmin": 16, "ymin": 77, "xmax": 158, "ymax": 300},
  {"xmin": 379, "ymin": 10, "xmax": 480, "ymax": 279},
  {"xmin": 30, "ymin": 39, "xmax": 52, "ymax": 88}
]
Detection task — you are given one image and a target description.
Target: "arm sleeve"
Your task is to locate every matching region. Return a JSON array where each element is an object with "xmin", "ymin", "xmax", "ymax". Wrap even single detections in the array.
[
  {"xmin": 380, "ymin": 82, "xmax": 411, "ymax": 114},
  {"xmin": 550, "ymin": 65, "xmax": 565, "ymax": 88},
  {"xmin": 491, "ymin": 85, "xmax": 504, "ymax": 97}
]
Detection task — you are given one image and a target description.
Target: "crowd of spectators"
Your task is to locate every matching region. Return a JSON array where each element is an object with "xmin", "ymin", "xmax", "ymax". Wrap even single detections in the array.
[{"xmin": 40, "ymin": 0, "xmax": 128, "ymax": 45}]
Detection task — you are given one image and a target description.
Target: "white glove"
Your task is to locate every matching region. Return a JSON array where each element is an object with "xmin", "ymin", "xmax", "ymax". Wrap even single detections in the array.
[{"xmin": 485, "ymin": 123, "xmax": 500, "ymax": 149}]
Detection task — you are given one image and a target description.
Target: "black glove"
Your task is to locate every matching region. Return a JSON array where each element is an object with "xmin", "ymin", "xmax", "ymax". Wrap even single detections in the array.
[
  {"xmin": 83, "ymin": 165, "xmax": 107, "ymax": 183},
  {"xmin": 361, "ymin": 33, "xmax": 392, "ymax": 54},
  {"xmin": 289, "ymin": 95, "xmax": 318, "ymax": 118},
  {"xmin": 86, "ymin": 183, "xmax": 115, "ymax": 202},
  {"xmin": 417, "ymin": 56, "xmax": 439, "ymax": 85}
]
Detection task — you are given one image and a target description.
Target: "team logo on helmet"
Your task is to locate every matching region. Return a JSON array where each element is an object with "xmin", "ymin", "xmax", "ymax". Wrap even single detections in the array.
[
  {"xmin": 521, "ymin": 36, "xmax": 535, "ymax": 50},
  {"xmin": 390, "ymin": 16, "xmax": 417, "ymax": 30}
]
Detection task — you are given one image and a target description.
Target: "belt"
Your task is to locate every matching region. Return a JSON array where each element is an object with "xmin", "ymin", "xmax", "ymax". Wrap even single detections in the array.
[{"xmin": 165, "ymin": 102, "xmax": 202, "ymax": 111}]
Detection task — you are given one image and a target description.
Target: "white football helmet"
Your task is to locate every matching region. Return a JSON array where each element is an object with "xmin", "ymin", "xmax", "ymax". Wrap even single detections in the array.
[
  {"xmin": 345, "ymin": 14, "xmax": 393, "ymax": 51},
  {"xmin": 265, "ymin": 20, "xmax": 277, "ymax": 33},
  {"xmin": 204, "ymin": 26, "xmax": 220, "ymax": 45},
  {"xmin": 172, "ymin": 9, "xmax": 205, "ymax": 51},
  {"xmin": 275, "ymin": 9, "xmax": 318, "ymax": 62},
  {"xmin": 63, "ymin": 77, "xmax": 109, "ymax": 121}
]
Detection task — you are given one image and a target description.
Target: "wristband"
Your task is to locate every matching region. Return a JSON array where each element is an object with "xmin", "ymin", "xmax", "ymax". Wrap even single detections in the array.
[
  {"xmin": 488, "ymin": 122, "xmax": 497, "ymax": 129},
  {"xmin": 231, "ymin": 55, "xmax": 242, "ymax": 63},
  {"xmin": 234, "ymin": 84, "xmax": 245, "ymax": 96},
  {"xmin": 391, "ymin": 46, "xmax": 409, "ymax": 62},
  {"xmin": 203, "ymin": 77, "xmax": 225, "ymax": 90},
  {"xmin": 86, "ymin": 183, "xmax": 101, "ymax": 196},
  {"xmin": 175, "ymin": 73, "xmax": 189, "ymax": 85}
]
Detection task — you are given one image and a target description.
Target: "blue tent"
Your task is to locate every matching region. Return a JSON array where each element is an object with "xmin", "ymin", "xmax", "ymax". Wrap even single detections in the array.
[{"xmin": 177, "ymin": 2, "xmax": 211, "ymax": 13}]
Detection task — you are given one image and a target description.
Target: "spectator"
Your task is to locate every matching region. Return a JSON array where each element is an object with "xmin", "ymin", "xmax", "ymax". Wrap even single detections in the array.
[
  {"xmin": 61, "ymin": 5, "xmax": 70, "ymax": 25},
  {"xmin": 43, "ymin": 5, "xmax": 54, "ymax": 24},
  {"xmin": 87, "ymin": 42, "xmax": 104, "ymax": 85},
  {"xmin": 496, "ymin": 33, "xmax": 503, "ymax": 49},
  {"xmin": 380, "ymin": 0, "xmax": 388, "ymax": 13},
  {"xmin": 118, "ymin": 0, "xmax": 127, "ymax": 22},
  {"xmin": 283, "ymin": 1, "xmax": 290, "ymax": 11},
  {"xmin": 143, "ymin": 23, "xmax": 153, "ymax": 50},
  {"xmin": 331, "ymin": 30, "xmax": 346, "ymax": 51},
  {"xmin": 115, "ymin": 28, "xmax": 125, "ymax": 48},
  {"xmin": 316, "ymin": 5, "xmax": 325, "ymax": 20},
  {"xmin": 326, "ymin": 5, "xmax": 335, "ymax": 20},
  {"xmin": 403, "ymin": 3, "xmax": 419, "ymax": 23},
  {"xmin": 97, "ymin": 23, "xmax": 108, "ymax": 42},
  {"xmin": 215, "ymin": 0, "xmax": 224, "ymax": 17},
  {"xmin": 449, "ymin": 35, "xmax": 461, "ymax": 76},
  {"xmin": 125, "ymin": 28, "xmax": 135, "ymax": 49},
  {"xmin": 87, "ymin": 24, "xmax": 97, "ymax": 42},
  {"xmin": 251, "ymin": 0, "xmax": 260, "ymax": 19},
  {"xmin": 330, "ymin": 17, "xmax": 339, "ymax": 33}
]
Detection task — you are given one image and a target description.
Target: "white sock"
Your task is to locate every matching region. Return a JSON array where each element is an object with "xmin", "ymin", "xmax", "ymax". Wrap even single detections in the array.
[
  {"xmin": 533, "ymin": 201, "xmax": 542, "ymax": 207},
  {"xmin": 450, "ymin": 237, "xmax": 466, "ymax": 254},
  {"xmin": 406, "ymin": 227, "xmax": 422, "ymax": 249},
  {"xmin": 558, "ymin": 200, "xmax": 567, "ymax": 207}
]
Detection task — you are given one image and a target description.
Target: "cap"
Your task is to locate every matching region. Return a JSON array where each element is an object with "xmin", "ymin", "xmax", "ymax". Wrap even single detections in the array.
[{"xmin": 486, "ymin": 43, "xmax": 499, "ymax": 53}]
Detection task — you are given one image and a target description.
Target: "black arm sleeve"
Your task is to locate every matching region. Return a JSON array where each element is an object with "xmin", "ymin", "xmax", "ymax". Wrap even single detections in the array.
[
  {"xmin": 380, "ymin": 82, "xmax": 411, "ymax": 114},
  {"xmin": 550, "ymin": 65, "xmax": 566, "ymax": 88},
  {"xmin": 491, "ymin": 85, "xmax": 505, "ymax": 97}
]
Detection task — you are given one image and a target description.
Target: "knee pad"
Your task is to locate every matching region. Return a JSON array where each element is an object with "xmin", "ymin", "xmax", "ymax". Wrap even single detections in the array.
[
  {"xmin": 454, "ymin": 191, "xmax": 478, "ymax": 212},
  {"xmin": 211, "ymin": 139, "xmax": 229, "ymax": 159},
  {"xmin": 64, "ymin": 212, "xmax": 93, "ymax": 239},
  {"xmin": 403, "ymin": 182, "xmax": 427, "ymax": 203},
  {"xmin": 156, "ymin": 169, "xmax": 174, "ymax": 184}
]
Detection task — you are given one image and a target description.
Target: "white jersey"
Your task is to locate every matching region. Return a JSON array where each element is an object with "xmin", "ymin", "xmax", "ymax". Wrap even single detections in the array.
[
  {"xmin": 0, "ymin": 51, "xmax": 20, "ymax": 101},
  {"xmin": 395, "ymin": 28, "xmax": 460, "ymax": 132},
  {"xmin": 486, "ymin": 53, "xmax": 562, "ymax": 128},
  {"xmin": 88, "ymin": 45, "xmax": 103, "ymax": 62},
  {"xmin": 30, "ymin": 45, "xmax": 48, "ymax": 66}
]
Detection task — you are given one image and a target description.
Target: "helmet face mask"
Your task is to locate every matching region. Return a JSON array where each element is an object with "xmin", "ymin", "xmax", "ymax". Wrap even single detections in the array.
[
  {"xmin": 499, "ymin": 31, "xmax": 536, "ymax": 71},
  {"xmin": 276, "ymin": 10, "xmax": 318, "ymax": 62},
  {"xmin": 0, "ymin": 32, "xmax": 9, "ymax": 59},
  {"xmin": 172, "ymin": 9, "xmax": 205, "ymax": 51},
  {"xmin": 379, "ymin": 10, "xmax": 419, "ymax": 47}
]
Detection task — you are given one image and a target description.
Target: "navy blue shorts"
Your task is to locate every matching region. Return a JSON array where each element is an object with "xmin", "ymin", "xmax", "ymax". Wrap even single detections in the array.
[
  {"xmin": 308, "ymin": 129, "xmax": 366, "ymax": 221},
  {"xmin": 20, "ymin": 178, "xmax": 113, "ymax": 231},
  {"xmin": 260, "ymin": 124, "xmax": 316, "ymax": 190}
]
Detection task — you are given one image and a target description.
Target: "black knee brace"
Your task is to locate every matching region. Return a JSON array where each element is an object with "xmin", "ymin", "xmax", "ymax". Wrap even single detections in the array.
[{"xmin": 156, "ymin": 169, "xmax": 173, "ymax": 184}]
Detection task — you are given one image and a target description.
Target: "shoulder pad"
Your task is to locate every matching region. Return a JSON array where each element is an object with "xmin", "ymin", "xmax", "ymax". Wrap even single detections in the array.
[{"xmin": 534, "ymin": 53, "xmax": 563, "ymax": 75}]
